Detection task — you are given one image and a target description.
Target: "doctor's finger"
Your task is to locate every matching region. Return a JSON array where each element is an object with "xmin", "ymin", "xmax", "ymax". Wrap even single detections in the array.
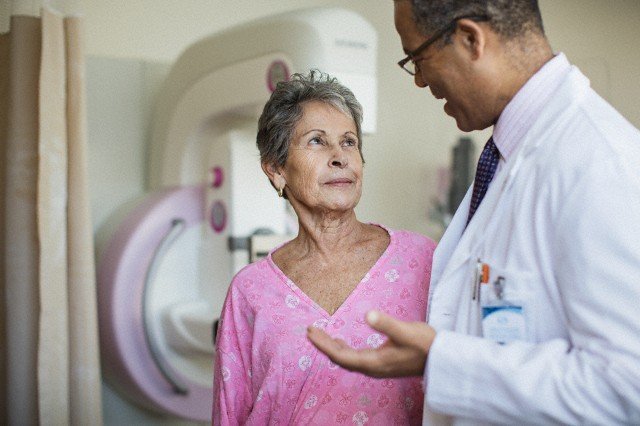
[
  {"xmin": 307, "ymin": 327, "xmax": 377, "ymax": 371},
  {"xmin": 307, "ymin": 327, "xmax": 349, "ymax": 354},
  {"xmin": 366, "ymin": 310, "xmax": 434, "ymax": 349}
]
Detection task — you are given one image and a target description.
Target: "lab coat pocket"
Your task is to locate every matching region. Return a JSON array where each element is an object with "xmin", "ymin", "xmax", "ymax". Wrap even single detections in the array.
[{"xmin": 478, "ymin": 264, "xmax": 535, "ymax": 344}]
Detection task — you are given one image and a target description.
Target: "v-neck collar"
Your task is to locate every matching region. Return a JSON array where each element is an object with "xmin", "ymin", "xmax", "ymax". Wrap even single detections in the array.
[{"xmin": 266, "ymin": 223, "xmax": 395, "ymax": 318}]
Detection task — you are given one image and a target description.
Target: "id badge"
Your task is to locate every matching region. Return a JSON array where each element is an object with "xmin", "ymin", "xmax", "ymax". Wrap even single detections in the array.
[{"xmin": 479, "ymin": 271, "xmax": 528, "ymax": 344}]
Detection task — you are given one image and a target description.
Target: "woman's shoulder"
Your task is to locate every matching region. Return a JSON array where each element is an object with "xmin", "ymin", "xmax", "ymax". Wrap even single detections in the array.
[
  {"xmin": 375, "ymin": 223, "xmax": 436, "ymax": 251},
  {"xmin": 229, "ymin": 257, "xmax": 274, "ymax": 289}
]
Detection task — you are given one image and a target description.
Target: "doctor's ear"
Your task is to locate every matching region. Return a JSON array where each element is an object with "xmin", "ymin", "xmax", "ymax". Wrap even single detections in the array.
[{"xmin": 455, "ymin": 18, "xmax": 487, "ymax": 60}]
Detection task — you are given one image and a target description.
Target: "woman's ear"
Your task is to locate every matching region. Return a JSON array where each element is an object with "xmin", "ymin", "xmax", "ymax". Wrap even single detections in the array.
[{"xmin": 261, "ymin": 162, "xmax": 286, "ymax": 191}]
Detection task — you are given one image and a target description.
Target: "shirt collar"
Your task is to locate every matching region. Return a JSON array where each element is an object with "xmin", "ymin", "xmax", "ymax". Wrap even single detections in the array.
[{"xmin": 493, "ymin": 53, "xmax": 571, "ymax": 162}]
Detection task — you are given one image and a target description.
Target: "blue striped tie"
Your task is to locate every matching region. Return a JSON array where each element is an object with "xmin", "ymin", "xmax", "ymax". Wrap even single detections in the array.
[{"xmin": 467, "ymin": 137, "xmax": 500, "ymax": 225}]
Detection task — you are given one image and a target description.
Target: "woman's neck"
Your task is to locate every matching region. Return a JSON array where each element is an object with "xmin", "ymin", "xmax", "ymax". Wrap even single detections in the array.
[{"xmin": 292, "ymin": 209, "xmax": 365, "ymax": 260}]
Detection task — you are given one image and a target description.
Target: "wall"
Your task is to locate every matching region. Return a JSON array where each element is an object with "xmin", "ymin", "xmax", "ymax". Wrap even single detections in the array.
[
  {"xmin": 84, "ymin": 0, "xmax": 640, "ymax": 240},
  {"xmin": 82, "ymin": 1, "xmax": 640, "ymax": 424}
]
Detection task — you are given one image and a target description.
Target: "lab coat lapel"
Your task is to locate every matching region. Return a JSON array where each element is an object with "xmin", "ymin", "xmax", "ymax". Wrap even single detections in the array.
[
  {"xmin": 432, "ymin": 150, "xmax": 514, "ymax": 283},
  {"xmin": 429, "ymin": 187, "xmax": 472, "ymax": 286},
  {"xmin": 426, "ymin": 186, "xmax": 472, "ymax": 324},
  {"xmin": 427, "ymin": 159, "xmax": 513, "ymax": 327}
]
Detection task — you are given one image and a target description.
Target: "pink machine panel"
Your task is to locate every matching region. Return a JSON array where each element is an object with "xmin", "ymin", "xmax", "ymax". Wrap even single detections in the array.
[{"xmin": 97, "ymin": 185, "xmax": 213, "ymax": 421}]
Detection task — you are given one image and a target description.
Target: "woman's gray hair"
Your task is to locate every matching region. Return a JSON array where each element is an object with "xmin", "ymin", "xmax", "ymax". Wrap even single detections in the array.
[{"xmin": 257, "ymin": 69, "xmax": 364, "ymax": 169}]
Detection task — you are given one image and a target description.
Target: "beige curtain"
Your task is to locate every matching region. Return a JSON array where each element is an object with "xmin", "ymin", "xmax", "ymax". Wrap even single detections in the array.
[{"xmin": 1, "ymin": 5, "xmax": 103, "ymax": 425}]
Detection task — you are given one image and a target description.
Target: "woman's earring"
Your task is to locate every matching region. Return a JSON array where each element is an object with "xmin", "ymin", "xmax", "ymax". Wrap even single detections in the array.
[{"xmin": 277, "ymin": 187, "xmax": 283, "ymax": 198}]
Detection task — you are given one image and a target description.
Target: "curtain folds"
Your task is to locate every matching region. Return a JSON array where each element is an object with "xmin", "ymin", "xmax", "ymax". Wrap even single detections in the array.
[
  {"xmin": 3, "ymin": 15, "xmax": 41, "ymax": 425},
  {"xmin": 1, "ymin": 6, "xmax": 103, "ymax": 425},
  {"xmin": 64, "ymin": 14, "xmax": 103, "ymax": 424},
  {"xmin": 0, "ymin": 16, "xmax": 10, "ymax": 424}
]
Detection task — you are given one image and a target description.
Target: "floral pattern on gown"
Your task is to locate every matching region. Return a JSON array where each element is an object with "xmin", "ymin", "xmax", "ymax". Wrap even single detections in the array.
[{"xmin": 213, "ymin": 225, "xmax": 436, "ymax": 425}]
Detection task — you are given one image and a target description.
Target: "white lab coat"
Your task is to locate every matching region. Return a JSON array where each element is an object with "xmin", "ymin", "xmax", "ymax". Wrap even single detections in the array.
[{"xmin": 423, "ymin": 66, "xmax": 640, "ymax": 424}]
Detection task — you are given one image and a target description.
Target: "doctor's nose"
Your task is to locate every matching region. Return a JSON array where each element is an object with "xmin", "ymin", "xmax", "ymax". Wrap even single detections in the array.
[{"xmin": 414, "ymin": 71, "xmax": 428, "ymax": 88}]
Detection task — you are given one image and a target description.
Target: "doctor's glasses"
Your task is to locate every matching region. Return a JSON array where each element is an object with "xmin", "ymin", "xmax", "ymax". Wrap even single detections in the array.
[{"xmin": 397, "ymin": 14, "xmax": 490, "ymax": 76}]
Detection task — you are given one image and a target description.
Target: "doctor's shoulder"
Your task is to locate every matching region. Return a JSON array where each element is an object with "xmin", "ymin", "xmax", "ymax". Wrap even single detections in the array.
[{"xmin": 543, "ymin": 95, "xmax": 640, "ymax": 173}]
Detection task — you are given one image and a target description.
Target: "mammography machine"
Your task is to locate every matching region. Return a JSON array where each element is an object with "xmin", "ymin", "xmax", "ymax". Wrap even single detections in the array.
[{"xmin": 96, "ymin": 8, "xmax": 377, "ymax": 421}]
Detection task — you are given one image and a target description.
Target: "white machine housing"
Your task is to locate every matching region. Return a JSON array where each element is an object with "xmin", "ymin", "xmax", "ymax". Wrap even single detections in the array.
[{"xmin": 150, "ymin": 7, "xmax": 377, "ymax": 189}]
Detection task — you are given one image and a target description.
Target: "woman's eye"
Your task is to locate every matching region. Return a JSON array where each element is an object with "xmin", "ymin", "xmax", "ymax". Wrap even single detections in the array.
[
  {"xmin": 343, "ymin": 138, "xmax": 357, "ymax": 147},
  {"xmin": 309, "ymin": 137, "xmax": 323, "ymax": 145}
]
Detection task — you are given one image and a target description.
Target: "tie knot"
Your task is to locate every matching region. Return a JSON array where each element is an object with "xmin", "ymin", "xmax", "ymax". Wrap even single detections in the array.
[{"xmin": 481, "ymin": 137, "xmax": 499, "ymax": 160}]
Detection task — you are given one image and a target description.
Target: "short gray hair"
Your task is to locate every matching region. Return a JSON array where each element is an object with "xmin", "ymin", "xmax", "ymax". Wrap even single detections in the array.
[{"xmin": 256, "ymin": 69, "xmax": 364, "ymax": 169}]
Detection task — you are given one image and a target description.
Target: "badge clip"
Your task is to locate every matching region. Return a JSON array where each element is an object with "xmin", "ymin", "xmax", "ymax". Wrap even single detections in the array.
[{"xmin": 493, "ymin": 276, "xmax": 505, "ymax": 300}]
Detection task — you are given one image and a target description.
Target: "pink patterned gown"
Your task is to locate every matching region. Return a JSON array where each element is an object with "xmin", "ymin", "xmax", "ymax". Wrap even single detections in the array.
[{"xmin": 213, "ymin": 225, "xmax": 435, "ymax": 425}]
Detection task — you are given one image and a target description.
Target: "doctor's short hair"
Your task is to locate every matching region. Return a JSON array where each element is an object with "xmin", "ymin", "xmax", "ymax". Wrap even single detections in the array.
[
  {"xmin": 256, "ymin": 69, "xmax": 364, "ymax": 168},
  {"xmin": 405, "ymin": 0, "xmax": 545, "ymax": 43}
]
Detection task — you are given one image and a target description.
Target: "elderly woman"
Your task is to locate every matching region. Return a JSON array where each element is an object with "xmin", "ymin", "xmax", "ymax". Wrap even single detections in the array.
[{"xmin": 213, "ymin": 70, "xmax": 435, "ymax": 425}]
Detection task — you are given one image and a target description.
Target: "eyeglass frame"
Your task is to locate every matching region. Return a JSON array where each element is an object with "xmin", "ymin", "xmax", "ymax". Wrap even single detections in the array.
[{"xmin": 397, "ymin": 14, "xmax": 490, "ymax": 76}]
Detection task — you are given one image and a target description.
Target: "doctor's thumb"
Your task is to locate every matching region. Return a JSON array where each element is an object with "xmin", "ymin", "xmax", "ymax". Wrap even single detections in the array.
[
  {"xmin": 366, "ymin": 310, "xmax": 435, "ymax": 349},
  {"xmin": 366, "ymin": 311, "xmax": 408, "ymax": 341}
]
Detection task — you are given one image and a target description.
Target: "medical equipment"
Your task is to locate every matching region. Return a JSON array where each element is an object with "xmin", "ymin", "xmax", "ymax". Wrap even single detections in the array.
[{"xmin": 96, "ymin": 8, "xmax": 377, "ymax": 421}]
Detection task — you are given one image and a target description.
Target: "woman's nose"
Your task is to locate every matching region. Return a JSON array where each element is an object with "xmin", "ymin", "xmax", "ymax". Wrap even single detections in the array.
[{"xmin": 330, "ymin": 150, "xmax": 347, "ymax": 168}]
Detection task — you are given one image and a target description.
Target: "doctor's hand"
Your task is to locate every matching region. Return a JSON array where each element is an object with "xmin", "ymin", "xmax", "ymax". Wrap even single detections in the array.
[{"xmin": 307, "ymin": 310, "xmax": 436, "ymax": 378}]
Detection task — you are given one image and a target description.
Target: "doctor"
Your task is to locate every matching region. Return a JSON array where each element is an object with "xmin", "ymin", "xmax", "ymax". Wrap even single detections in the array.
[{"xmin": 308, "ymin": 0, "xmax": 640, "ymax": 424}]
